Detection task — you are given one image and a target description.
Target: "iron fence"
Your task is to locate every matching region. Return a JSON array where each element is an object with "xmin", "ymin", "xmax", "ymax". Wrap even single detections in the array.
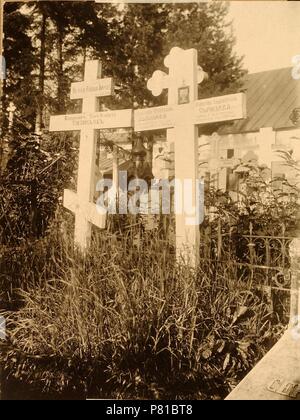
[{"xmin": 199, "ymin": 221, "xmax": 293, "ymax": 324}]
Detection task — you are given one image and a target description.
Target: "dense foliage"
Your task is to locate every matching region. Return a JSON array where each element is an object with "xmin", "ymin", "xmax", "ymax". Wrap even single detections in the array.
[
  {"xmin": 0, "ymin": 224, "xmax": 285, "ymax": 400},
  {"xmin": 204, "ymin": 158, "xmax": 299, "ymax": 236},
  {"xmin": 0, "ymin": 124, "xmax": 78, "ymax": 246},
  {"xmin": 1, "ymin": 1, "xmax": 246, "ymax": 247},
  {"xmin": 3, "ymin": 1, "xmax": 245, "ymax": 115}
]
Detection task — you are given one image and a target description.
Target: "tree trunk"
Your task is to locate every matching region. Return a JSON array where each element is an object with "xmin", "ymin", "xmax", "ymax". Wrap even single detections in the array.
[
  {"xmin": 35, "ymin": 10, "xmax": 46, "ymax": 134},
  {"xmin": 56, "ymin": 24, "xmax": 65, "ymax": 113},
  {"xmin": 0, "ymin": 1, "xmax": 7, "ymax": 174}
]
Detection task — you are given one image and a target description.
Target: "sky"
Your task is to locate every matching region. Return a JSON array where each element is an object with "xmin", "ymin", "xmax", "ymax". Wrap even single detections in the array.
[{"xmin": 228, "ymin": 1, "xmax": 300, "ymax": 74}]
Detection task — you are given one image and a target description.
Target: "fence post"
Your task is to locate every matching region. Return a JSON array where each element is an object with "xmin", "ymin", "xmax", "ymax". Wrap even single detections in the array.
[
  {"xmin": 248, "ymin": 222, "xmax": 255, "ymax": 282},
  {"xmin": 289, "ymin": 238, "xmax": 300, "ymax": 327},
  {"xmin": 217, "ymin": 218, "xmax": 222, "ymax": 260},
  {"xmin": 281, "ymin": 223, "xmax": 286, "ymax": 269}
]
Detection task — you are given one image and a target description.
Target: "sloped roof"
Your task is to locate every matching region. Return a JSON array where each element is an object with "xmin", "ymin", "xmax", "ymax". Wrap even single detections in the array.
[
  {"xmin": 97, "ymin": 156, "xmax": 125, "ymax": 174},
  {"xmin": 100, "ymin": 157, "xmax": 132, "ymax": 177},
  {"xmin": 220, "ymin": 67, "xmax": 300, "ymax": 134}
]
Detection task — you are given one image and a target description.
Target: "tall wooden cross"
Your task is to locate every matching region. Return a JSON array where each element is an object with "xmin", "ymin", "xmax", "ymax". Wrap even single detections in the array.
[
  {"xmin": 135, "ymin": 47, "xmax": 246, "ymax": 265},
  {"xmin": 50, "ymin": 60, "xmax": 132, "ymax": 249}
]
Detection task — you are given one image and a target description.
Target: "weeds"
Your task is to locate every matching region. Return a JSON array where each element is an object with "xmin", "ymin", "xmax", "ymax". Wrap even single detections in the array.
[{"xmin": 0, "ymin": 221, "xmax": 286, "ymax": 399}]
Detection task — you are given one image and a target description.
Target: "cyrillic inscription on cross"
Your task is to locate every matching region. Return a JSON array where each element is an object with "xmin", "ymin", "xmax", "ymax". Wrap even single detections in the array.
[
  {"xmin": 135, "ymin": 47, "xmax": 246, "ymax": 266},
  {"xmin": 50, "ymin": 60, "xmax": 132, "ymax": 249}
]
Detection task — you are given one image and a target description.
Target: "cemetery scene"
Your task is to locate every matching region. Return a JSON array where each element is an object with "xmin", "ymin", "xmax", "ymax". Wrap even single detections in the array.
[{"xmin": 0, "ymin": 0, "xmax": 300, "ymax": 401}]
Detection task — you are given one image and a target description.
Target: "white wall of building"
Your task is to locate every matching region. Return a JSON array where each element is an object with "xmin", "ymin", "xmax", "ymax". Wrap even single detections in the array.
[{"xmin": 151, "ymin": 126, "xmax": 300, "ymax": 191}]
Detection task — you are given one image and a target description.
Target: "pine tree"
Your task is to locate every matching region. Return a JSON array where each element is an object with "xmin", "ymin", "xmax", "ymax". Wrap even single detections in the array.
[
  {"xmin": 105, "ymin": 4, "xmax": 169, "ymax": 108},
  {"xmin": 33, "ymin": 1, "xmax": 113, "ymax": 114},
  {"xmin": 3, "ymin": 2, "xmax": 37, "ymax": 129},
  {"xmin": 164, "ymin": 2, "xmax": 245, "ymax": 98},
  {"xmin": 3, "ymin": 2, "xmax": 245, "ymax": 120},
  {"xmin": 105, "ymin": 2, "xmax": 245, "ymax": 109}
]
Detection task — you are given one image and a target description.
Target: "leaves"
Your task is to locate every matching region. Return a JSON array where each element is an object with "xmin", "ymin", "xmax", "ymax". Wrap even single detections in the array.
[
  {"xmin": 223, "ymin": 353, "xmax": 231, "ymax": 371},
  {"xmin": 1, "ymin": 126, "xmax": 77, "ymax": 245},
  {"xmin": 0, "ymin": 226, "xmax": 284, "ymax": 399},
  {"xmin": 231, "ymin": 305, "xmax": 249, "ymax": 326},
  {"xmin": 3, "ymin": 2, "xmax": 245, "ymax": 119}
]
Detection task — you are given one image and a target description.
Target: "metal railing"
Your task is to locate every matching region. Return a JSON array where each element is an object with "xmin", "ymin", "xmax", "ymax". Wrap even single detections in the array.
[{"xmin": 199, "ymin": 221, "xmax": 294, "ymax": 324}]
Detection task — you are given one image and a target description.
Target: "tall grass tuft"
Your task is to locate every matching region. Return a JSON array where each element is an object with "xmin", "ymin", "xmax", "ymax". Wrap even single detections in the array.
[{"xmin": 0, "ymin": 222, "xmax": 286, "ymax": 399}]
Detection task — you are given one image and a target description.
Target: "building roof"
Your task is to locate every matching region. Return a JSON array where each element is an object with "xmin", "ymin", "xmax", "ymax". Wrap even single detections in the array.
[{"xmin": 220, "ymin": 67, "xmax": 300, "ymax": 134}]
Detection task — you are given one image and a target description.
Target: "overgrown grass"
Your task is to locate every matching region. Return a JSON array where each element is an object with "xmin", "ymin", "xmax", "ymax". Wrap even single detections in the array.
[{"xmin": 0, "ymin": 220, "xmax": 286, "ymax": 400}]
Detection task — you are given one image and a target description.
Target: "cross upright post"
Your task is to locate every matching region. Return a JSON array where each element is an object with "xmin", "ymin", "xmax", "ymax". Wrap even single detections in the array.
[
  {"xmin": 75, "ymin": 60, "xmax": 100, "ymax": 248},
  {"xmin": 49, "ymin": 60, "xmax": 132, "ymax": 250},
  {"xmin": 167, "ymin": 48, "xmax": 201, "ymax": 265},
  {"xmin": 147, "ymin": 47, "xmax": 206, "ymax": 265},
  {"xmin": 139, "ymin": 46, "xmax": 246, "ymax": 266}
]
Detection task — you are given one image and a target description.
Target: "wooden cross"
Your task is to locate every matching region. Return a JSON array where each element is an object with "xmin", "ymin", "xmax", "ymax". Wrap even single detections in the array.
[
  {"xmin": 135, "ymin": 47, "xmax": 246, "ymax": 265},
  {"xmin": 50, "ymin": 60, "xmax": 132, "ymax": 249}
]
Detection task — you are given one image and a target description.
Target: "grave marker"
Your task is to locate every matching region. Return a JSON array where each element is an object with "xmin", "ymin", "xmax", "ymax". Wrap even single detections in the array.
[
  {"xmin": 193, "ymin": 92, "xmax": 246, "ymax": 125},
  {"xmin": 50, "ymin": 60, "xmax": 133, "ymax": 249},
  {"xmin": 49, "ymin": 50, "xmax": 246, "ymax": 262},
  {"xmin": 135, "ymin": 46, "xmax": 246, "ymax": 265},
  {"xmin": 134, "ymin": 105, "xmax": 175, "ymax": 132},
  {"xmin": 70, "ymin": 62, "xmax": 113, "ymax": 100}
]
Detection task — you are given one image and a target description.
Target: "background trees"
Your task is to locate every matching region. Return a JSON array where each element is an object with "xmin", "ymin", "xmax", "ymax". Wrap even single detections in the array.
[
  {"xmin": 164, "ymin": 2, "xmax": 245, "ymax": 98},
  {"xmin": 106, "ymin": 2, "xmax": 245, "ymax": 108},
  {"xmin": 3, "ymin": 2, "xmax": 37, "ymax": 128},
  {"xmin": 1, "ymin": 1, "xmax": 246, "ymax": 244},
  {"xmin": 3, "ymin": 1, "xmax": 245, "ymax": 122}
]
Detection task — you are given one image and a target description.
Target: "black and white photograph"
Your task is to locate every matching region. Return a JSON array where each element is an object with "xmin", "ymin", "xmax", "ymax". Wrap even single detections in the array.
[{"xmin": 0, "ymin": 0, "xmax": 300, "ymax": 403}]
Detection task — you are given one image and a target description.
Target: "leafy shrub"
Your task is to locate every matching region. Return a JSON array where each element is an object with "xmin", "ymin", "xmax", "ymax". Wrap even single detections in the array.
[{"xmin": 0, "ymin": 126, "xmax": 77, "ymax": 246}]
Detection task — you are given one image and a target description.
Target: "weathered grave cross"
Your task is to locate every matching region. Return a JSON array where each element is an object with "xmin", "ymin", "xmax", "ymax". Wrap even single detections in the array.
[
  {"xmin": 135, "ymin": 46, "xmax": 246, "ymax": 265},
  {"xmin": 50, "ymin": 48, "xmax": 246, "ymax": 262},
  {"xmin": 50, "ymin": 60, "xmax": 132, "ymax": 249}
]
